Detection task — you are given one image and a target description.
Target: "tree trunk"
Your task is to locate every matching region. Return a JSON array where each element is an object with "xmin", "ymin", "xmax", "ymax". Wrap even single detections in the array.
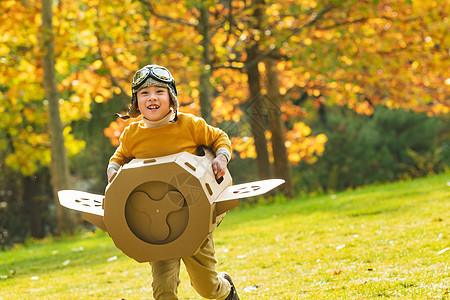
[
  {"xmin": 246, "ymin": 51, "xmax": 272, "ymax": 180},
  {"xmin": 264, "ymin": 57, "xmax": 293, "ymax": 197},
  {"xmin": 41, "ymin": 0, "xmax": 78, "ymax": 234},
  {"xmin": 244, "ymin": 0, "xmax": 272, "ymax": 180},
  {"xmin": 23, "ymin": 176, "xmax": 44, "ymax": 239},
  {"xmin": 198, "ymin": 4, "xmax": 212, "ymax": 124}
]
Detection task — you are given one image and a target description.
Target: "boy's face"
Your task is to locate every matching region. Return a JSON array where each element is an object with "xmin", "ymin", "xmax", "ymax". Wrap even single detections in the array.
[{"xmin": 137, "ymin": 86, "xmax": 172, "ymax": 121}]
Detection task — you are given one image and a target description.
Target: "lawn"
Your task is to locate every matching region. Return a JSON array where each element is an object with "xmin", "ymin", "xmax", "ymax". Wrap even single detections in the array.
[{"xmin": 1, "ymin": 173, "xmax": 449, "ymax": 299}]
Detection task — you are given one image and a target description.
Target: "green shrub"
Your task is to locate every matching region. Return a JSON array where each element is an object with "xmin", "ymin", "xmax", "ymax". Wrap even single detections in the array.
[{"xmin": 294, "ymin": 106, "xmax": 448, "ymax": 193}]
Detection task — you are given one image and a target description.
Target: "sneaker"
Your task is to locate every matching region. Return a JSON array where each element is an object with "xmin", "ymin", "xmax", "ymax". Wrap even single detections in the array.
[{"xmin": 219, "ymin": 272, "xmax": 240, "ymax": 300}]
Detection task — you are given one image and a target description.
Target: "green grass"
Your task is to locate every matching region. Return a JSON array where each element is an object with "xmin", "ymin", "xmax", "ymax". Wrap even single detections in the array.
[{"xmin": 1, "ymin": 174, "xmax": 449, "ymax": 299}]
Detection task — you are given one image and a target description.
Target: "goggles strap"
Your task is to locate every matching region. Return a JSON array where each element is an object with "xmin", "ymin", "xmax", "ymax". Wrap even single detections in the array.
[{"xmin": 114, "ymin": 113, "xmax": 130, "ymax": 120}]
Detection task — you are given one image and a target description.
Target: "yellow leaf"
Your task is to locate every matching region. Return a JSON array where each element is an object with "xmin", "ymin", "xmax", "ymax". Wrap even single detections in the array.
[
  {"xmin": 92, "ymin": 60, "xmax": 103, "ymax": 69},
  {"xmin": 95, "ymin": 95, "xmax": 104, "ymax": 103},
  {"xmin": 56, "ymin": 60, "xmax": 69, "ymax": 75}
]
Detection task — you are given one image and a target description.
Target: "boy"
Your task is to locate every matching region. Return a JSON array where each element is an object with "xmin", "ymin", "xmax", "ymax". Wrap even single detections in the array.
[{"xmin": 107, "ymin": 65, "xmax": 240, "ymax": 300}]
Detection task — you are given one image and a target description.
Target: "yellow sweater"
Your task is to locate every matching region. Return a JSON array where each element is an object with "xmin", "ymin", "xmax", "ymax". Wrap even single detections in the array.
[{"xmin": 109, "ymin": 112, "xmax": 232, "ymax": 166}]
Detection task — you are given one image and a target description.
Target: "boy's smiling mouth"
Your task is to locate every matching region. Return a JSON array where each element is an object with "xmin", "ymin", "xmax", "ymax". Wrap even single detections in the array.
[{"xmin": 148, "ymin": 104, "xmax": 160, "ymax": 110}]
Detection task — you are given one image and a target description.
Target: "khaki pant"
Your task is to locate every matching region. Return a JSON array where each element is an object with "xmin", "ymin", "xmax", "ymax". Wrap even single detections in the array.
[{"xmin": 150, "ymin": 234, "xmax": 231, "ymax": 300}]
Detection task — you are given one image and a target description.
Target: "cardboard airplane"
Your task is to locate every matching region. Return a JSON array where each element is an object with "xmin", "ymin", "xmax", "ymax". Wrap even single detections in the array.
[{"xmin": 58, "ymin": 149, "xmax": 284, "ymax": 262}]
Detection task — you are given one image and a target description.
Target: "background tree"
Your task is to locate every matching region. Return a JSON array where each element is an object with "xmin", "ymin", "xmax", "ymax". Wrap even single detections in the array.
[
  {"xmin": 278, "ymin": 0, "xmax": 449, "ymax": 119},
  {"xmin": 244, "ymin": 0, "xmax": 273, "ymax": 180},
  {"xmin": 211, "ymin": 0, "xmax": 335, "ymax": 185},
  {"xmin": 264, "ymin": 56, "xmax": 292, "ymax": 197},
  {"xmin": 41, "ymin": 0, "xmax": 79, "ymax": 233}
]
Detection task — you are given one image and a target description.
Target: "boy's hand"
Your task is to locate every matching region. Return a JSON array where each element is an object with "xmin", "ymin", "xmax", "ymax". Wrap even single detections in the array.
[
  {"xmin": 212, "ymin": 154, "xmax": 228, "ymax": 179},
  {"xmin": 107, "ymin": 168, "xmax": 118, "ymax": 183}
]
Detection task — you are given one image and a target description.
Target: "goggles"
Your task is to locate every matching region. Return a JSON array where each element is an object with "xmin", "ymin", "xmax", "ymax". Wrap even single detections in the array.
[{"xmin": 132, "ymin": 65, "xmax": 175, "ymax": 90}]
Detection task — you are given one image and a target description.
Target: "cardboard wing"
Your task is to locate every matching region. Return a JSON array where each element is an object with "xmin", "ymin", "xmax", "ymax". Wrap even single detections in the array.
[
  {"xmin": 213, "ymin": 179, "xmax": 285, "ymax": 217},
  {"xmin": 216, "ymin": 179, "xmax": 286, "ymax": 202},
  {"xmin": 58, "ymin": 190, "xmax": 107, "ymax": 231},
  {"xmin": 58, "ymin": 190, "xmax": 104, "ymax": 216},
  {"xmin": 58, "ymin": 151, "xmax": 284, "ymax": 262}
]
